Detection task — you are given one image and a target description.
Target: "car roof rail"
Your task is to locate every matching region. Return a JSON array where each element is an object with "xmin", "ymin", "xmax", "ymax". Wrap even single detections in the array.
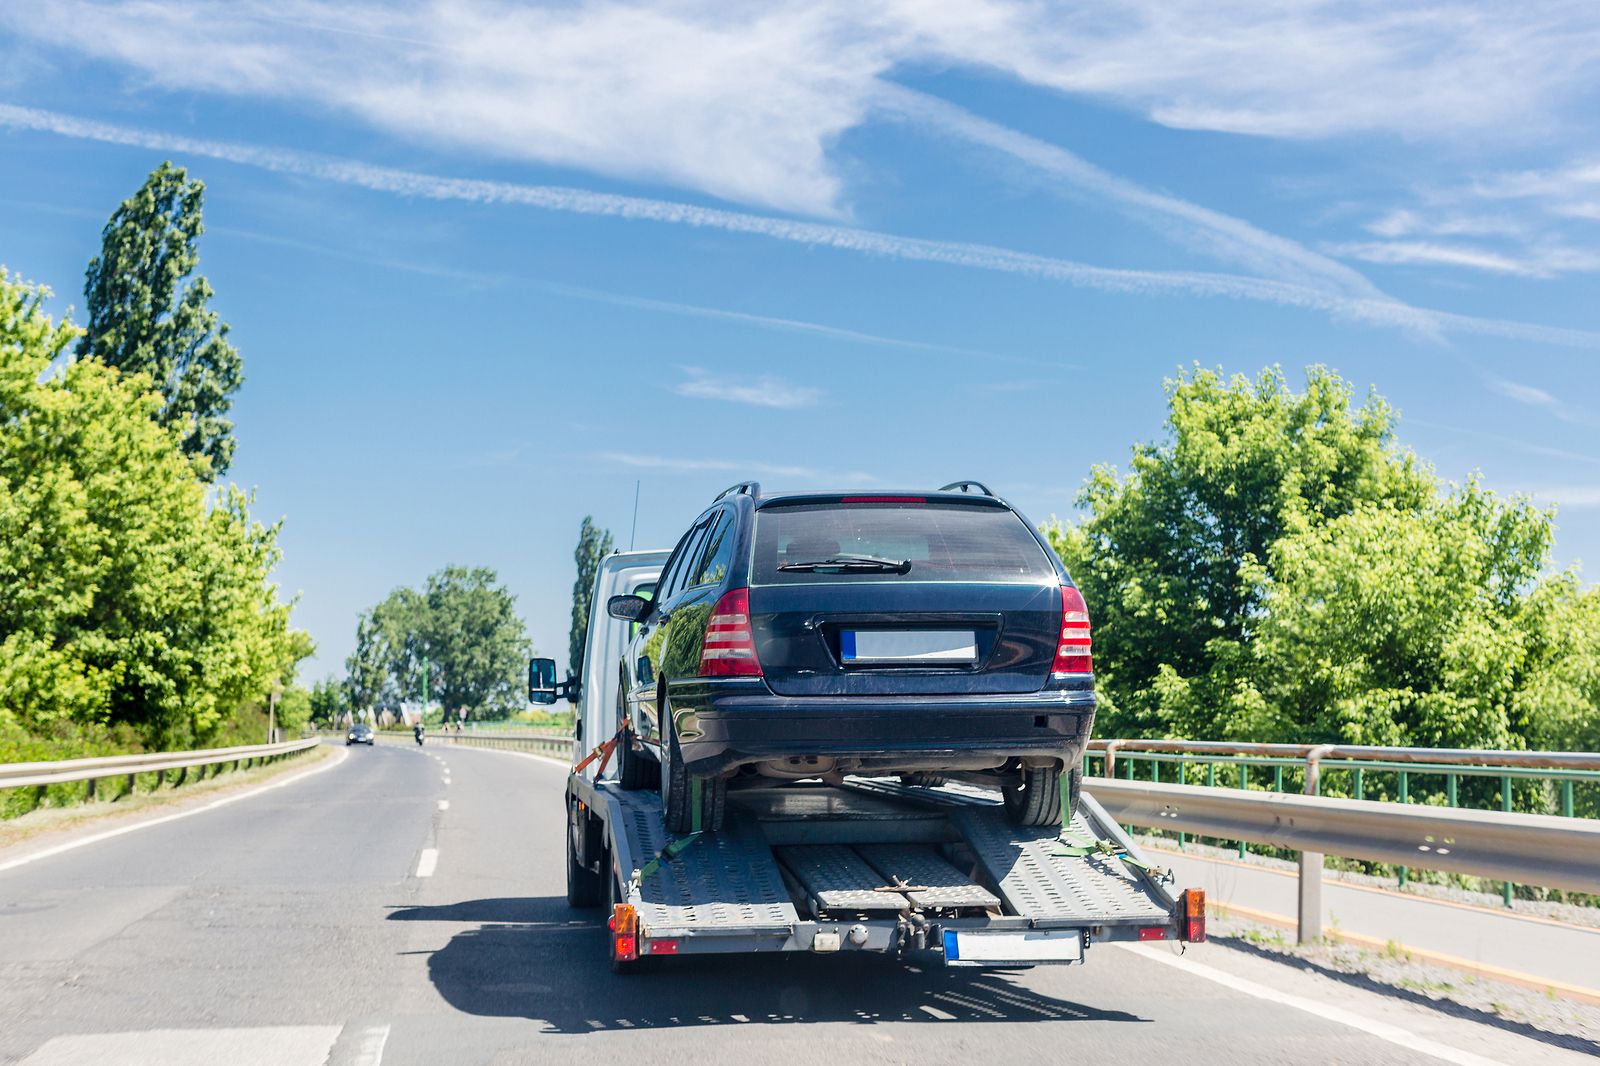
[
  {"xmin": 938, "ymin": 480, "xmax": 997, "ymax": 497},
  {"xmin": 713, "ymin": 481, "xmax": 761, "ymax": 503}
]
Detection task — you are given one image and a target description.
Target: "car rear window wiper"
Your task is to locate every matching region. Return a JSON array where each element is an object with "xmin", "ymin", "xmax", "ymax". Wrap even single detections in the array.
[{"xmin": 777, "ymin": 554, "xmax": 912, "ymax": 574}]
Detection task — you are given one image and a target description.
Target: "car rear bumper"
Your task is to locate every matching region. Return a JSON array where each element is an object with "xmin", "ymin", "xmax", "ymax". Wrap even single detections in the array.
[{"xmin": 669, "ymin": 681, "xmax": 1095, "ymax": 777}]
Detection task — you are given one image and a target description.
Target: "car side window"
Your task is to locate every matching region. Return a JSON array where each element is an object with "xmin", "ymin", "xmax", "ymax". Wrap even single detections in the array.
[
  {"xmin": 661, "ymin": 518, "xmax": 712, "ymax": 603},
  {"xmin": 691, "ymin": 511, "xmax": 735, "ymax": 588}
]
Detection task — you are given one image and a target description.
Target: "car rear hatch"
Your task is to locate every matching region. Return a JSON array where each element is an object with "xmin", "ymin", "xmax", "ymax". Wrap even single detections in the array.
[{"xmin": 746, "ymin": 496, "xmax": 1062, "ymax": 697}]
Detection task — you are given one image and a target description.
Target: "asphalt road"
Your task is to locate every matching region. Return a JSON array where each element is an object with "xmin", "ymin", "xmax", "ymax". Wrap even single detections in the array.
[{"xmin": 0, "ymin": 742, "xmax": 1589, "ymax": 1065}]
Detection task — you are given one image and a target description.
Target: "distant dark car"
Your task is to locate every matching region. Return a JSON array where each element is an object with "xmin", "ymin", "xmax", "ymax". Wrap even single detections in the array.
[
  {"xmin": 606, "ymin": 481, "xmax": 1095, "ymax": 832},
  {"xmin": 346, "ymin": 723, "xmax": 375, "ymax": 745}
]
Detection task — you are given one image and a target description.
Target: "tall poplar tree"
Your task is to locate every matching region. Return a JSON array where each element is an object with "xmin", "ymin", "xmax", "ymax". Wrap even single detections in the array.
[
  {"xmin": 79, "ymin": 161, "xmax": 243, "ymax": 480},
  {"xmin": 570, "ymin": 517, "xmax": 614, "ymax": 679}
]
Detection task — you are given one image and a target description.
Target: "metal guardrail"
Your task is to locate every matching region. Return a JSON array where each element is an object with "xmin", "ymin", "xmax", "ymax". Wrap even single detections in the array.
[
  {"xmin": 0, "ymin": 738, "xmax": 320, "ymax": 795},
  {"xmin": 370, "ymin": 730, "xmax": 572, "ymax": 756},
  {"xmin": 1083, "ymin": 738, "xmax": 1600, "ymax": 942}
]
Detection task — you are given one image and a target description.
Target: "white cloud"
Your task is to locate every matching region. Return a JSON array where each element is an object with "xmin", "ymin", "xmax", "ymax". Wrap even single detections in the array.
[
  {"xmin": 7, "ymin": 103, "xmax": 1600, "ymax": 353},
  {"xmin": 879, "ymin": 87, "xmax": 1382, "ymax": 296},
  {"xmin": 1526, "ymin": 485, "xmax": 1600, "ymax": 508},
  {"xmin": 1488, "ymin": 377, "xmax": 1559, "ymax": 409},
  {"xmin": 1329, "ymin": 239, "xmax": 1600, "ymax": 278},
  {"xmin": 672, "ymin": 367, "xmax": 822, "ymax": 409},
  {"xmin": 1482, "ymin": 374, "xmax": 1592, "ymax": 426},
  {"xmin": 5, "ymin": 1, "xmax": 1599, "ymax": 217},
  {"xmin": 597, "ymin": 451, "xmax": 874, "ymax": 485}
]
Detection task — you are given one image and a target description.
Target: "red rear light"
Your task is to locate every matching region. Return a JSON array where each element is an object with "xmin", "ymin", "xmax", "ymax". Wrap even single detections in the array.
[
  {"xmin": 700, "ymin": 588, "xmax": 763, "ymax": 677},
  {"xmin": 1053, "ymin": 585, "xmax": 1093, "ymax": 675}
]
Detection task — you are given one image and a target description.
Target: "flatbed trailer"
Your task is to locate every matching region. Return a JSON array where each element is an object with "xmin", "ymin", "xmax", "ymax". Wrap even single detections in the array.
[{"xmin": 566, "ymin": 771, "xmax": 1205, "ymax": 971}]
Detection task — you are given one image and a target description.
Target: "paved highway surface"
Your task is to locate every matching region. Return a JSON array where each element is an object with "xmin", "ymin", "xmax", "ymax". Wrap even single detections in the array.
[{"xmin": 0, "ymin": 742, "xmax": 1591, "ymax": 1065}]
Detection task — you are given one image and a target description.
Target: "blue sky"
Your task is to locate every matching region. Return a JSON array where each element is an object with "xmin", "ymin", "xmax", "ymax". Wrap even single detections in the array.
[{"xmin": 3, "ymin": 2, "xmax": 1599, "ymax": 683}]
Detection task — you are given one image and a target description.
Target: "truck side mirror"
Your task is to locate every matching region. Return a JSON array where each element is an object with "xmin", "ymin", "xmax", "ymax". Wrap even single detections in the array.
[{"xmin": 528, "ymin": 657, "xmax": 559, "ymax": 704}]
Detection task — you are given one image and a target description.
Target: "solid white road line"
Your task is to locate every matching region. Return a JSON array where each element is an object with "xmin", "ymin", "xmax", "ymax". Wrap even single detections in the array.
[
  {"xmin": 415, "ymin": 848, "xmax": 438, "ymax": 878},
  {"xmin": 347, "ymin": 1024, "xmax": 389, "ymax": 1066},
  {"xmin": 1114, "ymin": 944, "xmax": 1505, "ymax": 1066},
  {"xmin": 0, "ymin": 747, "xmax": 349, "ymax": 876}
]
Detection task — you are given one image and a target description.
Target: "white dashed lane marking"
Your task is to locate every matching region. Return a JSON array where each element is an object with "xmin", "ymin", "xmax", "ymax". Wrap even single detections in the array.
[
  {"xmin": 18, "ymin": 1026, "xmax": 343, "ymax": 1065},
  {"xmin": 438, "ymin": 800, "xmax": 449, "ymax": 811},
  {"xmin": 415, "ymin": 848, "xmax": 439, "ymax": 878}
]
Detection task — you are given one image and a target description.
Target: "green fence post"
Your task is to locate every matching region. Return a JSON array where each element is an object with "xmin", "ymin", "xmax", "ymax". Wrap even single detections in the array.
[
  {"xmin": 1447, "ymin": 774, "xmax": 1457, "ymax": 807},
  {"xmin": 1397, "ymin": 770, "xmax": 1409, "ymax": 888},
  {"xmin": 1354, "ymin": 767, "xmax": 1363, "ymax": 801},
  {"xmin": 1177, "ymin": 762, "xmax": 1186, "ymax": 847},
  {"xmin": 1237, "ymin": 763, "xmax": 1249, "ymax": 857},
  {"xmin": 1274, "ymin": 766, "xmax": 1284, "ymax": 793},
  {"xmin": 1563, "ymin": 779, "xmax": 1575, "ymax": 818},
  {"xmin": 1502, "ymin": 775, "xmax": 1514, "ymax": 906}
]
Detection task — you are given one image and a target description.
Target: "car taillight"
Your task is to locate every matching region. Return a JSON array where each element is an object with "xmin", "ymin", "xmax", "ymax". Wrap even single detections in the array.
[
  {"xmin": 700, "ymin": 588, "xmax": 763, "ymax": 677},
  {"xmin": 1053, "ymin": 585, "xmax": 1093, "ymax": 675}
]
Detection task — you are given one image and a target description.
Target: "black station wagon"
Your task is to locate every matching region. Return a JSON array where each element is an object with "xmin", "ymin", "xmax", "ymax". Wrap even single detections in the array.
[{"xmin": 605, "ymin": 481, "xmax": 1095, "ymax": 832}]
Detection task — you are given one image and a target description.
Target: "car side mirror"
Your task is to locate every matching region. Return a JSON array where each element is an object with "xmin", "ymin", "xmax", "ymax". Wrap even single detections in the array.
[
  {"xmin": 528, "ymin": 657, "xmax": 559, "ymax": 704},
  {"xmin": 607, "ymin": 594, "xmax": 651, "ymax": 622}
]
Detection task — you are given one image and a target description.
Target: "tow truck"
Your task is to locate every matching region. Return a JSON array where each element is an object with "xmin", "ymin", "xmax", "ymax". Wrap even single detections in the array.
[{"xmin": 538, "ymin": 550, "xmax": 1205, "ymax": 972}]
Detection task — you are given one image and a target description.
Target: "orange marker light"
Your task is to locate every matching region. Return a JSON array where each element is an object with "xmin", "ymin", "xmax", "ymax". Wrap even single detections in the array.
[
  {"xmin": 612, "ymin": 903, "xmax": 639, "ymax": 961},
  {"xmin": 1181, "ymin": 888, "xmax": 1206, "ymax": 943}
]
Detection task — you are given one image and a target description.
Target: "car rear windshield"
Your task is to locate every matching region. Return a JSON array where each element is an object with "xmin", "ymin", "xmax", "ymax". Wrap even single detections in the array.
[{"xmin": 751, "ymin": 501, "xmax": 1057, "ymax": 584}]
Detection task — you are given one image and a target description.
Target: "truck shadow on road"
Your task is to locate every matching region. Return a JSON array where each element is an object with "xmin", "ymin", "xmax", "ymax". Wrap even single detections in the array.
[{"xmin": 389, "ymin": 896, "xmax": 1151, "ymax": 1035}]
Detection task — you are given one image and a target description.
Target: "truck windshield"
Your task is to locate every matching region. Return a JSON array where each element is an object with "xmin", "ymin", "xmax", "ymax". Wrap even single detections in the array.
[{"xmin": 751, "ymin": 501, "xmax": 1055, "ymax": 585}]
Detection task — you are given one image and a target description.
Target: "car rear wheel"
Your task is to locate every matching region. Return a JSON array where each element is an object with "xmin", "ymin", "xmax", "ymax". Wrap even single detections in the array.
[
  {"xmin": 660, "ymin": 707, "xmax": 725, "ymax": 835},
  {"xmin": 1002, "ymin": 765, "xmax": 1063, "ymax": 826},
  {"xmin": 1064, "ymin": 766, "xmax": 1082, "ymax": 822}
]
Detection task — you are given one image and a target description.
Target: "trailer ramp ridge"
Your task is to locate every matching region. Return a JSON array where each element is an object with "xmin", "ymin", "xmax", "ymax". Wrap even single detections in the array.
[
  {"xmin": 778, "ymin": 845, "xmax": 911, "ymax": 914},
  {"xmin": 615, "ymin": 790, "xmax": 797, "ymax": 933},
  {"xmin": 846, "ymin": 779, "xmax": 1172, "ymax": 926},
  {"xmin": 854, "ymin": 843, "xmax": 1002, "ymax": 910}
]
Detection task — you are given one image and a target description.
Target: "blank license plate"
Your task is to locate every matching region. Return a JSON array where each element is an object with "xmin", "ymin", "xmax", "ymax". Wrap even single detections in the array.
[{"xmin": 841, "ymin": 630, "xmax": 977, "ymax": 663}]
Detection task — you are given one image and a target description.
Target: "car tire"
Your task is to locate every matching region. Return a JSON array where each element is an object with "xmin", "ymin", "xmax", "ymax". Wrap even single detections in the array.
[
  {"xmin": 1064, "ymin": 766, "xmax": 1082, "ymax": 822},
  {"xmin": 660, "ymin": 706, "xmax": 724, "ymax": 835},
  {"xmin": 618, "ymin": 729, "xmax": 655, "ymax": 790},
  {"xmin": 1003, "ymin": 765, "xmax": 1063, "ymax": 827},
  {"xmin": 566, "ymin": 804, "xmax": 603, "ymax": 908}
]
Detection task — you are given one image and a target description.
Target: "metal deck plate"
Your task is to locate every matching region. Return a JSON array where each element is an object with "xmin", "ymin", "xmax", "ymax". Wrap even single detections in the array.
[
  {"xmin": 954, "ymin": 807, "xmax": 1171, "ymax": 924},
  {"xmin": 855, "ymin": 844, "xmax": 1001, "ymax": 910},
  {"xmin": 777, "ymin": 845, "xmax": 910, "ymax": 913},
  {"xmin": 616, "ymin": 791, "xmax": 797, "ymax": 933}
]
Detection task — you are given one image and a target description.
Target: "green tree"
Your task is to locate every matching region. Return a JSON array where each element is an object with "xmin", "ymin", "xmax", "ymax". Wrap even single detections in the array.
[
  {"xmin": 348, "ymin": 568, "xmax": 532, "ymax": 720},
  {"xmin": 0, "ymin": 268, "xmax": 305, "ymax": 747},
  {"xmin": 275, "ymin": 684, "xmax": 312, "ymax": 736},
  {"xmin": 78, "ymin": 162, "xmax": 243, "ymax": 480},
  {"xmin": 309, "ymin": 676, "xmax": 350, "ymax": 726},
  {"xmin": 570, "ymin": 517, "xmax": 614, "ymax": 678},
  {"xmin": 424, "ymin": 566, "xmax": 532, "ymax": 719},
  {"xmin": 1049, "ymin": 365, "xmax": 1432, "ymax": 739},
  {"xmin": 344, "ymin": 613, "xmax": 390, "ymax": 717}
]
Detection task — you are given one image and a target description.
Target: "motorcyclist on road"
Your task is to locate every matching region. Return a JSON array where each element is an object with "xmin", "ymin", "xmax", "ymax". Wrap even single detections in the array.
[{"xmin": 414, "ymin": 721, "xmax": 425, "ymax": 746}]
